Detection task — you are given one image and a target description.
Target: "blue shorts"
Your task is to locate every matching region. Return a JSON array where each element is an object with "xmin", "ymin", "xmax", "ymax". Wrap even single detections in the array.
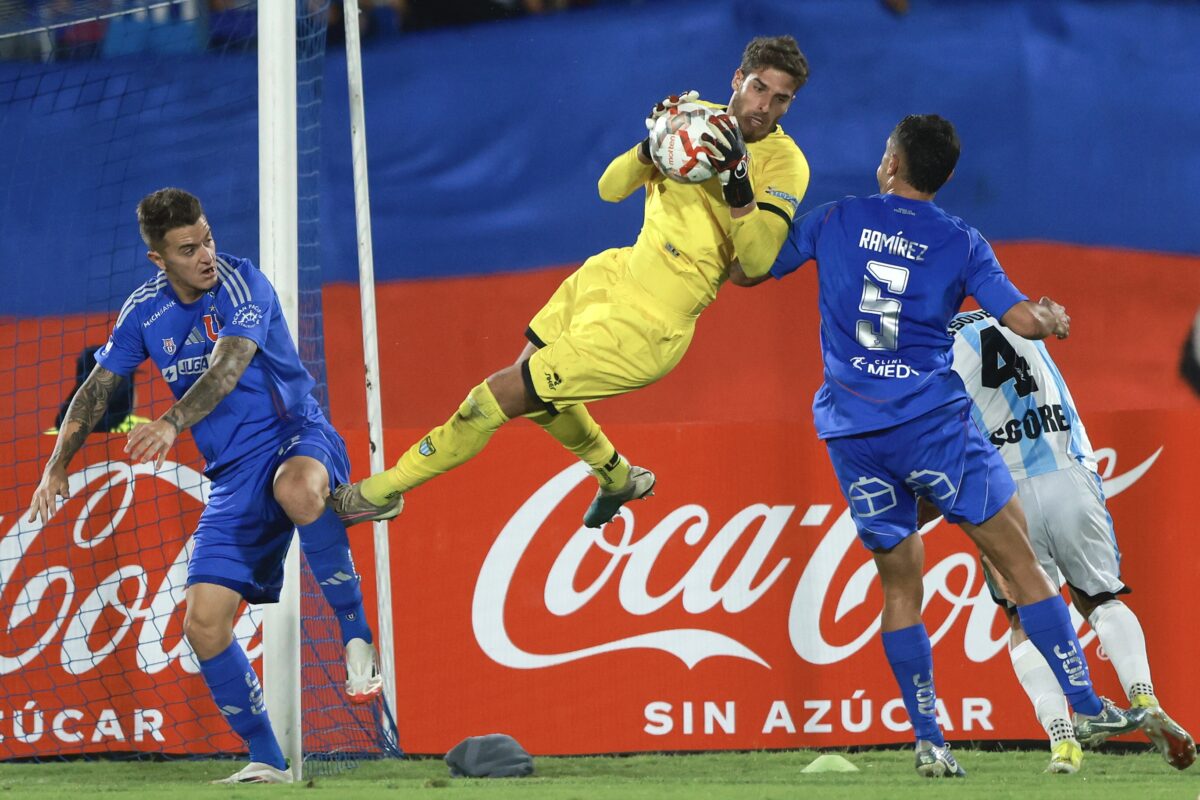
[
  {"xmin": 187, "ymin": 420, "xmax": 351, "ymax": 604},
  {"xmin": 825, "ymin": 398, "xmax": 1016, "ymax": 552}
]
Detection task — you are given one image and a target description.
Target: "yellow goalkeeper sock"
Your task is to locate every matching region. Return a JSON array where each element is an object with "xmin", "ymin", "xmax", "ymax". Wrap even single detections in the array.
[
  {"xmin": 528, "ymin": 404, "xmax": 630, "ymax": 490},
  {"xmin": 361, "ymin": 381, "xmax": 509, "ymax": 504}
]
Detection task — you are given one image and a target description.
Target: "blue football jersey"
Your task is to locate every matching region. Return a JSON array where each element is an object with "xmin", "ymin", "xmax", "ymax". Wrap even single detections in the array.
[
  {"xmin": 96, "ymin": 253, "xmax": 325, "ymax": 476},
  {"xmin": 771, "ymin": 194, "xmax": 1027, "ymax": 438}
]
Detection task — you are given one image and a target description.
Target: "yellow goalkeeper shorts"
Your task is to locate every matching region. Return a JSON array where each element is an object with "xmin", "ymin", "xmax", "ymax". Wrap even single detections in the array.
[{"xmin": 523, "ymin": 247, "xmax": 696, "ymax": 412}]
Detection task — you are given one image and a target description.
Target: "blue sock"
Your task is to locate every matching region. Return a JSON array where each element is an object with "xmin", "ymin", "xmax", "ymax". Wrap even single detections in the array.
[
  {"xmin": 881, "ymin": 624, "xmax": 944, "ymax": 746},
  {"xmin": 198, "ymin": 641, "xmax": 286, "ymax": 770},
  {"xmin": 299, "ymin": 506, "xmax": 373, "ymax": 645},
  {"xmin": 1017, "ymin": 595, "xmax": 1103, "ymax": 716}
]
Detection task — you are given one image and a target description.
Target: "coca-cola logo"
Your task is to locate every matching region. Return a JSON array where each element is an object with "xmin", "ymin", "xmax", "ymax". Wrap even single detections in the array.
[
  {"xmin": 1, "ymin": 460, "xmax": 263, "ymax": 679},
  {"xmin": 473, "ymin": 447, "xmax": 1162, "ymax": 670}
]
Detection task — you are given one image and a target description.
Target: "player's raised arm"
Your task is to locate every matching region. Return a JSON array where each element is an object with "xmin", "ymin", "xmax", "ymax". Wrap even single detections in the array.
[
  {"xmin": 27, "ymin": 365, "xmax": 125, "ymax": 523},
  {"xmin": 597, "ymin": 91, "xmax": 697, "ymax": 203},
  {"xmin": 1000, "ymin": 296, "xmax": 1070, "ymax": 341},
  {"xmin": 124, "ymin": 334, "xmax": 258, "ymax": 468}
]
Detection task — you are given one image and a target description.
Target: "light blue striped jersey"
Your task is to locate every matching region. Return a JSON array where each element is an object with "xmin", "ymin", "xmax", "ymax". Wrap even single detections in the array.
[
  {"xmin": 948, "ymin": 310, "xmax": 1097, "ymax": 480},
  {"xmin": 96, "ymin": 252, "xmax": 325, "ymax": 478}
]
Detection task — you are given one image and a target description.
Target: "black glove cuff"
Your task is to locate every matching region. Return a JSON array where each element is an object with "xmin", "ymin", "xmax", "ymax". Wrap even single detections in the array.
[
  {"xmin": 638, "ymin": 137, "xmax": 652, "ymax": 164},
  {"xmin": 722, "ymin": 161, "xmax": 754, "ymax": 208}
]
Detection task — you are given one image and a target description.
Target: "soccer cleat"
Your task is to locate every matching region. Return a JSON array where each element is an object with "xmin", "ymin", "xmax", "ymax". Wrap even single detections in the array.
[
  {"xmin": 1046, "ymin": 739, "xmax": 1083, "ymax": 774},
  {"xmin": 344, "ymin": 637, "xmax": 384, "ymax": 704},
  {"xmin": 583, "ymin": 466, "xmax": 656, "ymax": 528},
  {"xmin": 913, "ymin": 740, "xmax": 966, "ymax": 778},
  {"xmin": 1133, "ymin": 696, "xmax": 1195, "ymax": 770},
  {"xmin": 211, "ymin": 761, "xmax": 293, "ymax": 784},
  {"xmin": 1073, "ymin": 696, "xmax": 1147, "ymax": 747},
  {"xmin": 331, "ymin": 481, "xmax": 404, "ymax": 527}
]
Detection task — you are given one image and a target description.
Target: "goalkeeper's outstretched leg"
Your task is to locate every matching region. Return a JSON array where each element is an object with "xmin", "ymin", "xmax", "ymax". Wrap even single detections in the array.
[
  {"xmin": 332, "ymin": 34, "xmax": 815, "ymax": 530},
  {"xmin": 334, "ymin": 348, "xmax": 654, "ymax": 529}
]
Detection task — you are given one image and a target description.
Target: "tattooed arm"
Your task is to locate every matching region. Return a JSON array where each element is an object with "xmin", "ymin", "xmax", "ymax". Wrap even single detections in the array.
[
  {"xmin": 162, "ymin": 335, "xmax": 258, "ymax": 433},
  {"xmin": 28, "ymin": 365, "xmax": 125, "ymax": 523},
  {"xmin": 125, "ymin": 335, "xmax": 258, "ymax": 468}
]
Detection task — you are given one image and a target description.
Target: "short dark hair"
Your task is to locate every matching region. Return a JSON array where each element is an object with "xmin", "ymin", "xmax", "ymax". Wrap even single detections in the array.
[
  {"xmin": 137, "ymin": 187, "xmax": 204, "ymax": 249},
  {"xmin": 891, "ymin": 115, "xmax": 960, "ymax": 193},
  {"xmin": 741, "ymin": 35, "xmax": 809, "ymax": 91}
]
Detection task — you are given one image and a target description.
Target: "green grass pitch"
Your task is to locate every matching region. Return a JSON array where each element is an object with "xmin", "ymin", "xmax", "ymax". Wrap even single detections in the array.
[{"xmin": 0, "ymin": 749, "xmax": 1193, "ymax": 799}]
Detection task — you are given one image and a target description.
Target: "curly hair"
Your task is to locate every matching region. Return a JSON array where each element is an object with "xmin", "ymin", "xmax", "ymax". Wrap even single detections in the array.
[{"xmin": 740, "ymin": 35, "xmax": 809, "ymax": 91}]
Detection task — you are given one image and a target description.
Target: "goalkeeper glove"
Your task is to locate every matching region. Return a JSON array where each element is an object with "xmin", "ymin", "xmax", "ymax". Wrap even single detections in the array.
[
  {"xmin": 701, "ymin": 113, "xmax": 754, "ymax": 208},
  {"xmin": 638, "ymin": 90, "xmax": 699, "ymax": 162}
]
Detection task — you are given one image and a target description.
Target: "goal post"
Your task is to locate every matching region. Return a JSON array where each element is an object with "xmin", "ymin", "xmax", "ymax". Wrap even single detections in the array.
[
  {"xmin": 258, "ymin": 0, "xmax": 303, "ymax": 779},
  {"xmin": 0, "ymin": 0, "xmax": 398, "ymax": 769},
  {"xmin": 341, "ymin": 0, "xmax": 399, "ymax": 719},
  {"xmin": 260, "ymin": 0, "xmax": 399, "ymax": 774}
]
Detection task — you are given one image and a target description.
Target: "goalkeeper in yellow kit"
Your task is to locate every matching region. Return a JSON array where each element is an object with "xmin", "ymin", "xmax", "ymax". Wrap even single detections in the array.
[{"xmin": 335, "ymin": 35, "xmax": 811, "ymax": 528}]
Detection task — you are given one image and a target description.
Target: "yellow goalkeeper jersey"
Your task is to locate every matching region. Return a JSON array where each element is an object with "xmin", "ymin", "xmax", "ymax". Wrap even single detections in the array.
[{"xmin": 598, "ymin": 103, "xmax": 810, "ymax": 316}]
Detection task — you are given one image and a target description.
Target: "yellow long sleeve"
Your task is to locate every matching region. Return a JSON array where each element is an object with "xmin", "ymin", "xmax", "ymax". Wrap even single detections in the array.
[
  {"xmin": 730, "ymin": 207, "xmax": 790, "ymax": 278},
  {"xmin": 598, "ymin": 144, "xmax": 655, "ymax": 203}
]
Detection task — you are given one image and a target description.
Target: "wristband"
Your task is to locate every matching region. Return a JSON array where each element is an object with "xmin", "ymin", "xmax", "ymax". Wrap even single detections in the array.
[{"xmin": 722, "ymin": 159, "xmax": 754, "ymax": 208}]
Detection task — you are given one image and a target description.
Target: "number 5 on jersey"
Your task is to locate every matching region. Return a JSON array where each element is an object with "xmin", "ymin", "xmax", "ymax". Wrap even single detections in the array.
[{"xmin": 857, "ymin": 260, "xmax": 909, "ymax": 351}]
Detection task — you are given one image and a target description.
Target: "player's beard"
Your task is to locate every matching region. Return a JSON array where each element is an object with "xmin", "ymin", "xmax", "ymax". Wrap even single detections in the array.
[{"xmin": 735, "ymin": 110, "xmax": 769, "ymax": 143}]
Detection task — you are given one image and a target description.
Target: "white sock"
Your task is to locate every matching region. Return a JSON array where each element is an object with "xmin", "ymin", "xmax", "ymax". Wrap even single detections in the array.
[
  {"xmin": 1088, "ymin": 600, "xmax": 1154, "ymax": 701},
  {"xmin": 1010, "ymin": 638, "xmax": 1074, "ymax": 744}
]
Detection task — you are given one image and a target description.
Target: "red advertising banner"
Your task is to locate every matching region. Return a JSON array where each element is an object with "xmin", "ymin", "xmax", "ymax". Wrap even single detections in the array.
[
  {"xmin": 0, "ymin": 433, "xmax": 385, "ymax": 758},
  {"xmin": 355, "ymin": 410, "xmax": 1191, "ymax": 755},
  {"xmin": 0, "ymin": 436, "xmax": 245, "ymax": 757},
  {"xmin": 2, "ymin": 240, "xmax": 1197, "ymax": 758},
  {"xmin": 0, "ymin": 410, "xmax": 1190, "ymax": 758}
]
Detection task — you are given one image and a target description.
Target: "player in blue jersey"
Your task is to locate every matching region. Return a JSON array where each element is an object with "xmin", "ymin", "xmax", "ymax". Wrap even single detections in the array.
[
  {"xmin": 733, "ymin": 115, "xmax": 1145, "ymax": 777},
  {"xmin": 943, "ymin": 311, "xmax": 1194, "ymax": 773},
  {"xmin": 27, "ymin": 188, "xmax": 384, "ymax": 784}
]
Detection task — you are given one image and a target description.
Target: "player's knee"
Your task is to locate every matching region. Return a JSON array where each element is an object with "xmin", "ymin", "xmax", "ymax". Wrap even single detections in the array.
[
  {"xmin": 273, "ymin": 473, "xmax": 325, "ymax": 526},
  {"xmin": 987, "ymin": 553, "xmax": 1052, "ymax": 605},
  {"xmin": 484, "ymin": 368, "xmax": 535, "ymax": 419},
  {"xmin": 183, "ymin": 610, "xmax": 233, "ymax": 660}
]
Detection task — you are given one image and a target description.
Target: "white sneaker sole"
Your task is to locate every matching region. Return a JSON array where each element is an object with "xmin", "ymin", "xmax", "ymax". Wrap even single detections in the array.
[{"xmin": 211, "ymin": 762, "xmax": 293, "ymax": 784}]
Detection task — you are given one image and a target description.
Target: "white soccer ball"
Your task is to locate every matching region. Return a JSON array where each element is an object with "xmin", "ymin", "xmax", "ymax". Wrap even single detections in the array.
[{"xmin": 648, "ymin": 102, "xmax": 718, "ymax": 183}]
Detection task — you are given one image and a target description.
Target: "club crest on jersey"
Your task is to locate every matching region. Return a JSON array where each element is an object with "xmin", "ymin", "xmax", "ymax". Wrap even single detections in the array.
[
  {"xmin": 203, "ymin": 313, "xmax": 221, "ymax": 342},
  {"xmin": 162, "ymin": 337, "xmax": 176, "ymax": 355},
  {"xmin": 232, "ymin": 303, "xmax": 265, "ymax": 329}
]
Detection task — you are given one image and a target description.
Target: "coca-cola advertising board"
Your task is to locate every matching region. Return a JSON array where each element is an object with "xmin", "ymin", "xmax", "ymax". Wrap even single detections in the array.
[
  {"xmin": 365, "ymin": 410, "xmax": 1190, "ymax": 754},
  {"xmin": 1, "ymin": 410, "xmax": 1191, "ymax": 757},
  {"xmin": 0, "ymin": 435, "xmax": 246, "ymax": 757}
]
